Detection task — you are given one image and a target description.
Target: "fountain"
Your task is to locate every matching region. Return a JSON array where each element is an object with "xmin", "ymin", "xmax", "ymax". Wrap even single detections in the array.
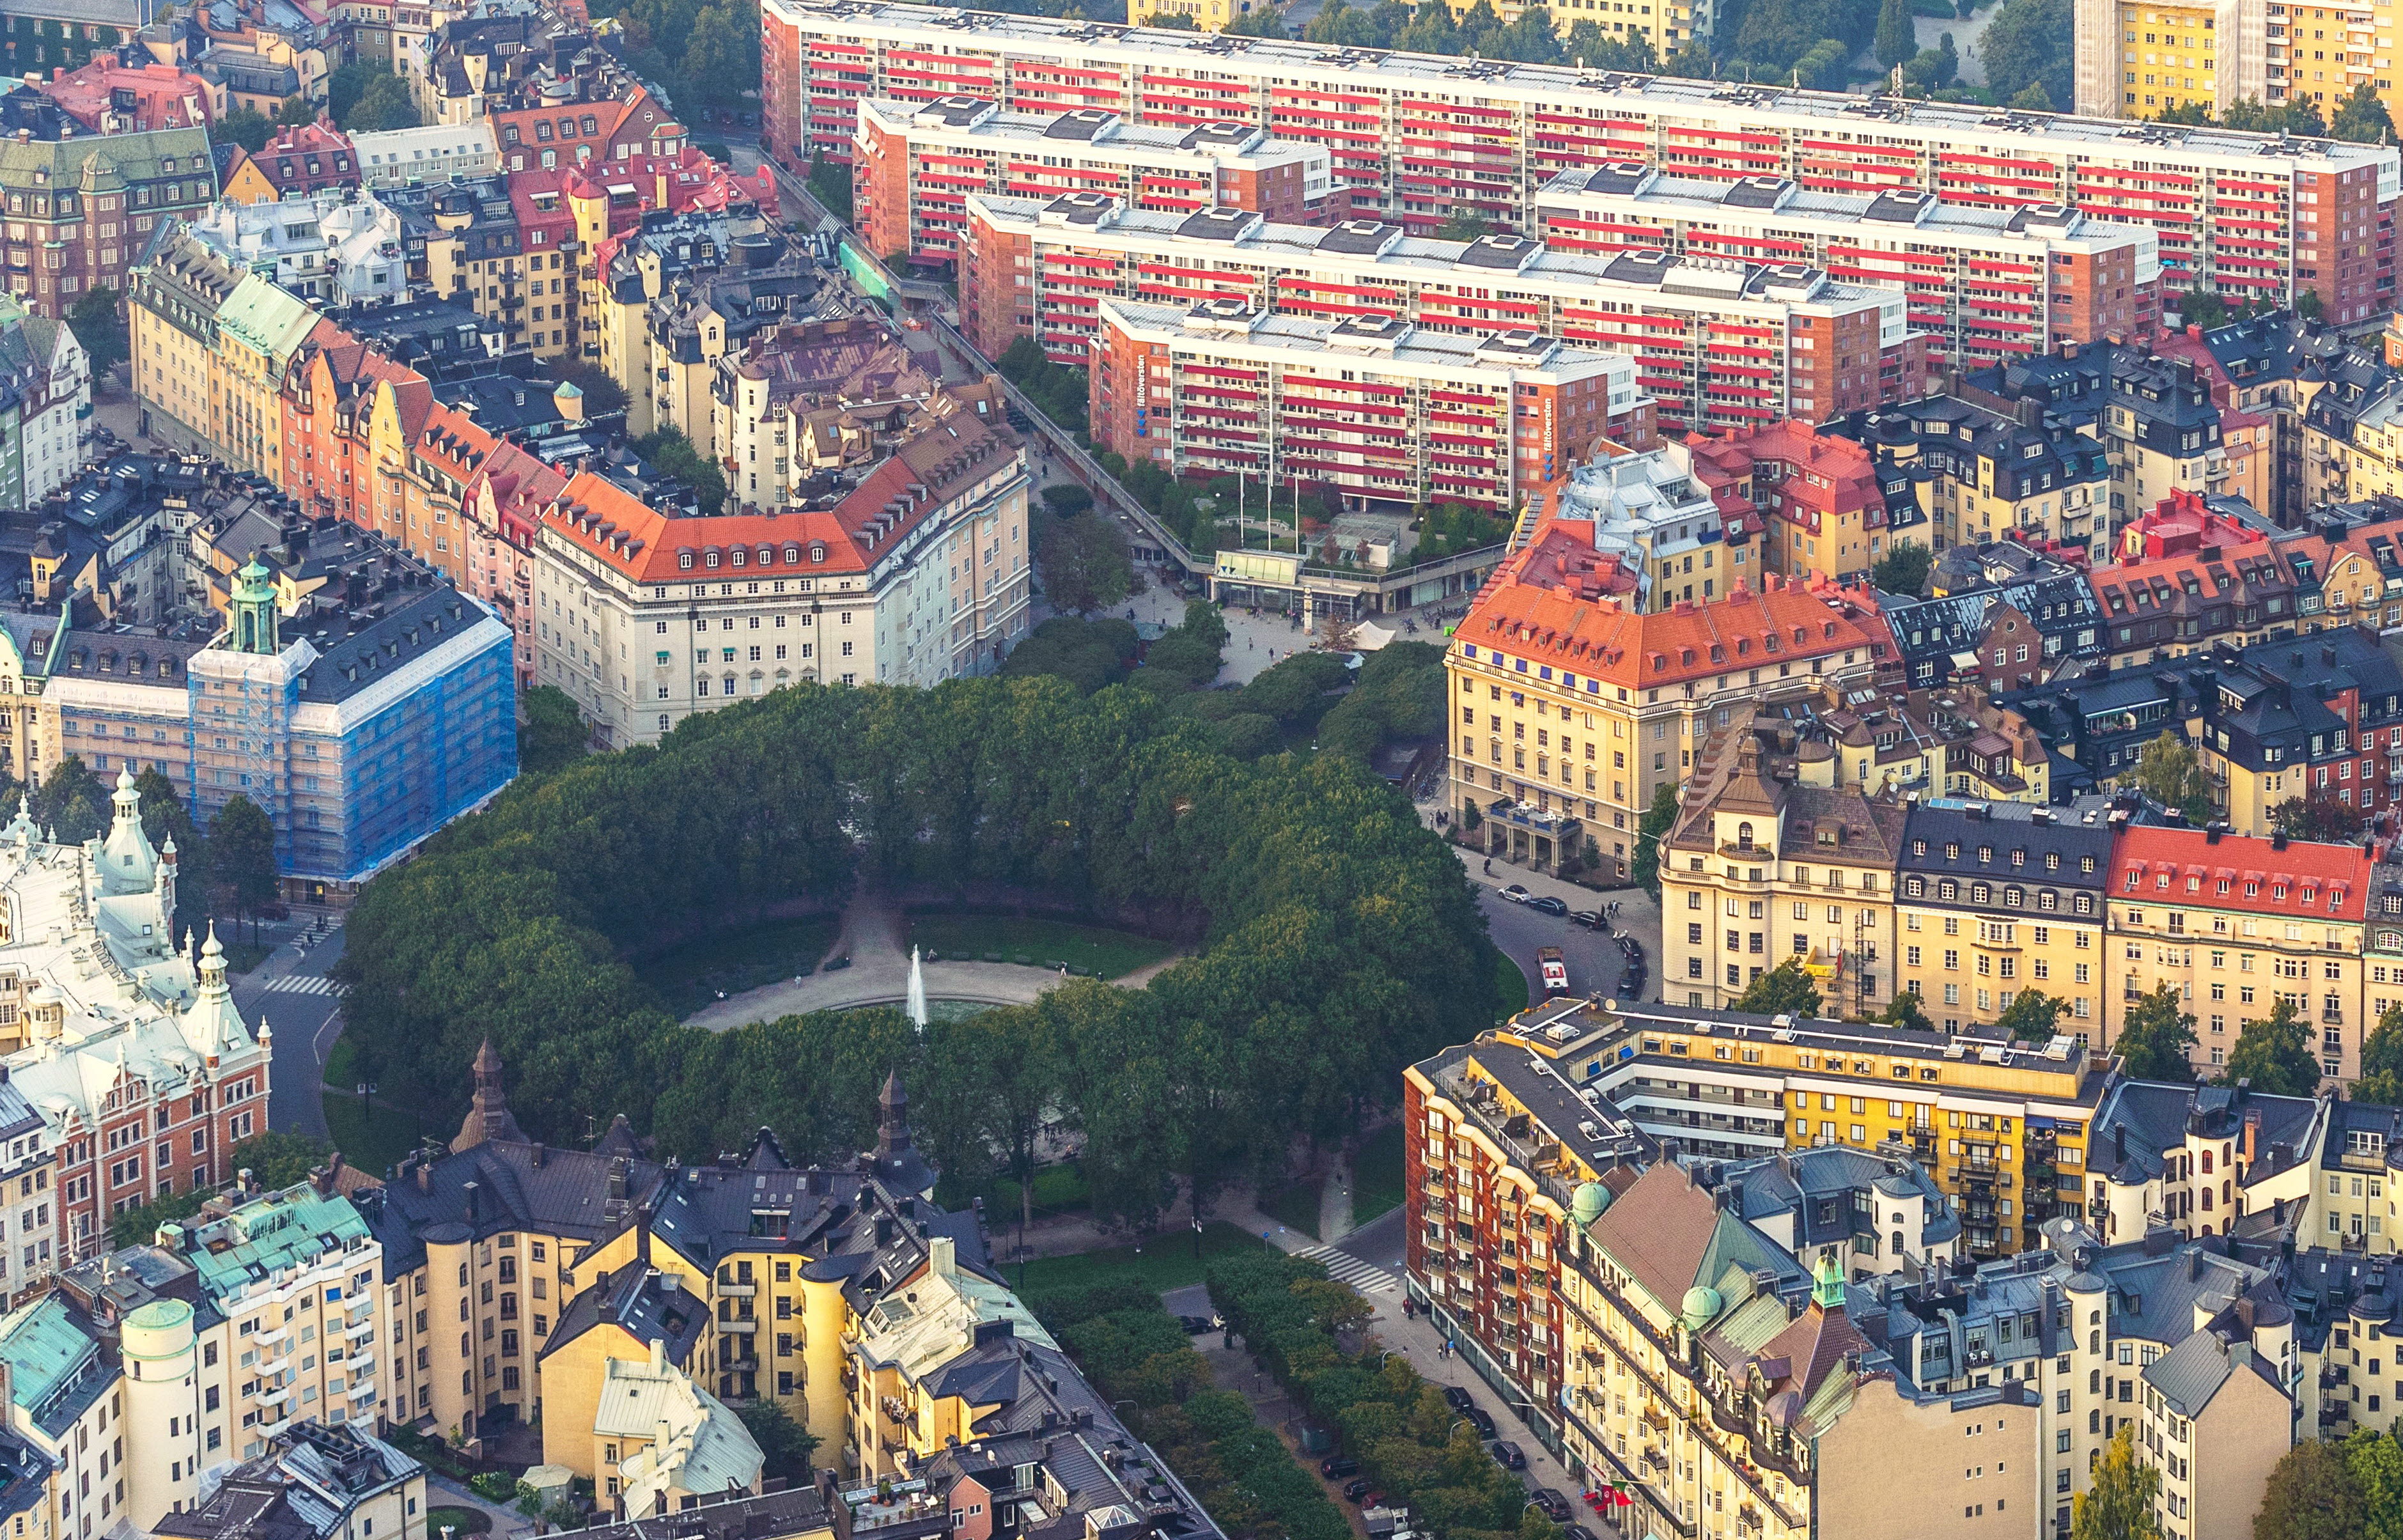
[{"xmin": 906, "ymin": 944, "xmax": 929, "ymax": 1030}]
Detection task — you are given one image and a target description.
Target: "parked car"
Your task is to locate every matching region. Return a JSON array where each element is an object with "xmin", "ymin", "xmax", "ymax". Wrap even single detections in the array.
[
  {"xmin": 1321, "ymin": 1457, "xmax": 1360, "ymax": 1479},
  {"xmin": 1489, "ymin": 1442, "xmax": 1526, "ymax": 1471},
  {"xmin": 1442, "ymin": 1386, "xmax": 1475, "ymax": 1413},
  {"xmin": 1344, "ymin": 1479, "xmax": 1374, "ymax": 1503},
  {"xmin": 1466, "ymin": 1406, "xmax": 1497, "ymax": 1438},
  {"xmin": 1531, "ymin": 1490, "xmax": 1573, "ymax": 1523},
  {"xmin": 1569, "ymin": 910, "xmax": 1601, "ymax": 929},
  {"xmin": 1565, "ymin": 1525, "xmax": 1598, "ymax": 1540},
  {"xmin": 1527, "ymin": 894, "xmax": 1569, "ymax": 917},
  {"xmin": 1178, "ymin": 1314, "xmax": 1222, "ymax": 1334},
  {"xmin": 1537, "ymin": 945, "xmax": 1569, "ymax": 997},
  {"xmin": 1499, "ymin": 885, "xmax": 1531, "ymax": 903}
]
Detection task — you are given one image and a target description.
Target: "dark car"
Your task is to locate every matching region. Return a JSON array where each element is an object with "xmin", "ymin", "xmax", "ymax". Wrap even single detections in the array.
[
  {"xmin": 1531, "ymin": 1491, "xmax": 1573, "ymax": 1523},
  {"xmin": 1344, "ymin": 1479, "xmax": 1374, "ymax": 1503},
  {"xmin": 1443, "ymin": 1386, "xmax": 1475, "ymax": 1413},
  {"xmin": 1569, "ymin": 910, "xmax": 1601, "ymax": 929},
  {"xmin": 1321, "ymin": 1457, "xmax": 1360, "ymax": 1479},
  {"xmin": 1499, "ymin": 884, "xmax": 1531, "ymax": 903},
  {"xmin": 1565, "ymin": 1525, "xmax": 1598, "ymax": 1540},
  {"xmin": 1527, "ymin": 895, "xmax": 1569, "ymax": 917},
  {"xmin": 1178, "ymin": 1314, "xmax": 1222, "ymax": 1334},
  {"xmin": 1466, "ymin": 1406, "xmax": 1497, "ymax": 1438},
  {"xmin": 1489, "ymin": 1442, "xmax": 1526, "ymax": 1471}
]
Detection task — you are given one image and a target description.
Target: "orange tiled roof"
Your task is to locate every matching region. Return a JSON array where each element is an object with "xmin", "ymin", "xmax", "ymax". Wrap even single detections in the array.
[
  {"xmin": 1456, "ymin": 522, "xmax": 1886, "ymax": 690},
  {"xmin": 2108, "ymin": 824, "xmax": 2372, "ymax": 922}
]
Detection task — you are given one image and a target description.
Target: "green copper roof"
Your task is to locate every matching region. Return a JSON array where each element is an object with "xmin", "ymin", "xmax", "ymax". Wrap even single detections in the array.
[
  {"xmin": 214, "ymin": 274, "xmax": 316, "ymax": 368},
  {"xmin": 0, "ymin": 1295, "xmax": 98, "ymax": 1414},
  {"xmin": 186, "ymin": 1185, "xmax": 371, "ymax": 1303},
  {"xmin": 1811, "ymin": 1251, "xmax": 1846, "ymax": 1310}
]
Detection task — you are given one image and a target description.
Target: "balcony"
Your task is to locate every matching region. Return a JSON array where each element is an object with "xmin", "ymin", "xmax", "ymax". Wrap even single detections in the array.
[{"xmin": 717, "ymin": 1280, "xmax": 758, "ymax": 1297}]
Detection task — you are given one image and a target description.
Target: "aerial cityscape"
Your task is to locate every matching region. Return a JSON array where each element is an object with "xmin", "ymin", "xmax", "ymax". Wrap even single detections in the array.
[{"xmin": 0, "ymin": 2, "xmax": 2399, "ymax": 1540}]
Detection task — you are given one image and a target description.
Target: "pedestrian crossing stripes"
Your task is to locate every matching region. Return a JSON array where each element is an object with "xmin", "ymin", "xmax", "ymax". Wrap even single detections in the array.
[
  {"xmin": 1300, "ymin": 1243, "xmax": 1399, "ymax": 1296},
  {"xmin": 261, "ymin": 976, "xmax": 339, "ymax": 996}
]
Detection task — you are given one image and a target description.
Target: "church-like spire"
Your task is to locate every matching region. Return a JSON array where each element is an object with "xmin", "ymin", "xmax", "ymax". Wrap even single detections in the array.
[
  {"xmin": 1811, "ymin": 1250, "xmax": 1847, "ymax": 1311},
  {"xmin": 871, "ymin": 1069, "xmax": 935, "ymax": 1198},
  {"xmin": 98, "ymin": 765, "xmax": 158, "ymax": 898},
  {"xmin": 181, "ymin": 921, "xmax": 253, "ymax": 1057},
  {"xmin": 455, "ymin": 1036, "xmax": 527, "ymax": 1149}
]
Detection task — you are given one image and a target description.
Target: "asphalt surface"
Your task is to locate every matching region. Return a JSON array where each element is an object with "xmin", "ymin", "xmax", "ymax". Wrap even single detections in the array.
[
  {"xmin": 1474, "ymin": 887, "xmax": 1649, "ymax": 1008},
  {"xmin": 233, "ymin": 924, "xmax": 350, "ymax": 1142}
]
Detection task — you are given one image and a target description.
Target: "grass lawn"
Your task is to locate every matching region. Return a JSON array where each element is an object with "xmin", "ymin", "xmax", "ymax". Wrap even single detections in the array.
[
  {"xmin": 908, "ymin": 914, "xmax": 1174, "ymax": 979},
  {"xmin": 1013, "ymin": 1220, "xmax": 1270, "ymax": 1302},
  {"xmin": 937, "ymin": 1162, "xmax": 1092, "ymax": 1224},
  {"xmin": 323, "ymin": 1091, "xmax": 424, "ymax": 1177},
  {"xmin": 1261, "ymin": 1177, "xmax": 1321, "ymax": 1241},
  {"xmin": 322, "ymin": 1036, "xmax": 358, "ymax": 1090},
  {"xmin": 1352, "ymin": 1123, "xmax": 1406, "ymax": 1225},
  {"xmin": 1490, "ymin": 942, "xmax": 1528, "ymax": 1020},
  {"xmin": 635, "ymin": 917, "xmax": 841, "ymax": 1016},
  {"xmin": 221, "ymin": 942, "xmax": 273, "ymax": 976}
]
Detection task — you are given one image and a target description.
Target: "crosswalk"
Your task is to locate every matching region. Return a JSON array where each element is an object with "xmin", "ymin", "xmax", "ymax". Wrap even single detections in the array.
[
  {"xmin": 1300, "ymin": 1243, "xmax": 1400, "ymax": 1296},
  {"xmin": 260, "ymin": 975, "xmax": 339, "ymax": 996}
]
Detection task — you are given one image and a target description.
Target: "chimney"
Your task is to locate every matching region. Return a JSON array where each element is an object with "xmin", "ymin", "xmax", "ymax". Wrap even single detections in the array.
[
  {"xmin": 649, "ymin": 1334, "xmax": 666, "ymax": 1372},
  {"xmin": 416, "ymin": 1161, "xmax": 432, "ymax": 1194},
  {"xmin": 929, "ymin": 1235, "xmax": 954, "ymax": 1278},
  {"xmin": 2243, "ymin": 1108, "xmax": 2260, "ymax": 1166}
]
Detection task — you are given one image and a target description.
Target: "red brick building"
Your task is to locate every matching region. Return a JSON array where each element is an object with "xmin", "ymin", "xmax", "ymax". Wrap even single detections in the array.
[
  {"xmin": 1090, "ymin": 297, "xmax": 1651, "ymax": 510},
  {"xmin": 853, "ymin": 95, "xmax": 1332, "ymax": 267},
  {"xmin": 963, "ymin": 194, "xmax": 1929, "ymax": 439}
]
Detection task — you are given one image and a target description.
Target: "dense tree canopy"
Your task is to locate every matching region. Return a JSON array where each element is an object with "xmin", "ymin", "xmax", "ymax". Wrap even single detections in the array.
[
  {"xmin": 2130, "ymin": 732, "xmax": 2216, "ymax": 824},
  {"xmin": 2118, "ymin": 984, "xmax": 2198, "ymax": 1082},
  {"xmin": 2223, "ymin": 997, "xmax": 2321, "ymax": 1096},
  {"xmin": 1975, "ymin": 0, "xmax": 2070, "ymax": 113},
  {"xmin": 336, "ymin": 676, "xmax": 1493, "ymax": 1225}
]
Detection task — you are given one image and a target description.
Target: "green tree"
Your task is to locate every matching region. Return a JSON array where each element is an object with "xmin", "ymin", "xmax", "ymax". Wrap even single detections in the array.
[
  {"xmin": 1037, "ymin": 514, "xmax": 1133, "ymax": 615},
  {"xmin": 2117, "ymin": 984, "xmax": 2198, "ymax": 1082},
  {"xmin": 1872, "ymin": 542, "xmax": 1933, "ymax": 596},
  {"xmin": 346, "ymin": 73, "xmax": 421, "ymax": 132},
  {"xmin": 805, "ymin": 148, "xmax": 854, "ymax": 221},
  {"xmin": 1435, "ymin": 209, "xmax": 1493, "ymax": 241},
  {"xmin": 2129, "ymin": 731, "xmax": 2215, "ymax": 823},
  {"xmin": 2298, "ymin": 290, "xmax": 2328, "ymax": 322},
  {"xmin": 1631, "ymin": 780, "xmax": 1679, "ymax": 901},
  {"xmin": 2345, "ymin": 1427, "xmax": 2403, "ymax": 1540},
  {"xmin": 273, "ymin": 94, "xmax": 317, "ymax": 126},
  {"xmin": 2255, "ymin": 1438, "xmax": 2368, "ymax": 1540},
  {"xmin": 1879, "ymin": 990, "xmax": 1933, "ymax": 1032},
  {"xmin": 630, "ymin": 426, "xmax": 729, "ymax": 513},
  {"xmin": 1995, "ymin": 988, "xmax": 2067, "ymax": 1042},
  {"xmin": 2271, "ymin": 789, "xmax": 2361, "ymax": 843},
  {"xmin": 733, "ymin": 1399, "xmax": 820, "ymax": 1484},
  {"xmin": 2332, "ymin": 82, "xmax": 2396, "ymax": 143},
  {"xmin": 66, "ymin": 286, "xmax": 127, "ymax": 377},
  {"xmin": 210, "ymin": 107, "xmax": 273, "ymax": 153},
  {"xmin": 1975, "ymin": 0, "xmax": 2070, "ymax": 112},
  {"xmin": 2360, "ymin": 1004, "xmax": 2403, "ymax": 1107},
  {"xmin": 2177, "ymin": 289, "xmax": 2232, "ymax": 329},
  {"xmin": 2223, "ymin": 996, "xmax": 2321, "ymax": 1096},
  {"xmin": 208, "ymin": 795, "xmax": 279, "ymax": 944},
  {"xmin": 518, "ymin": 686, "xmax": 589, "ymax": 776},
  {"xmin": 107, "ymin": 1186, "xmax": 208, "ymax": 1248},
  {"xmin": 230, "ymin": 1128, "xmax": 332, "ymax": 1188},
  {"xmin": 2072, "ymin": 1426, "xmax": 2160, "ymax": 1540},
  {"xmin": 1733, "ymin": 958, "xmax": 1821, "ymax": 1018},
  {"xmin": 1874, "ymin": 0, "xmax": 1915, "ymax": 66},
  {"xmin": 33, "ymin": 756, "xmax": 104, "ymax": 846},
  {"xmin": 1222, "ymin": 3, "xmax": 1290, "ymax": 34}
]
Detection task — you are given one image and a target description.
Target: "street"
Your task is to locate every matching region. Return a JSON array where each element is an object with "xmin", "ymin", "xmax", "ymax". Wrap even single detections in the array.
[{"xmin": 227, "ymin": 919, "xmax": 350, "ymax": 1142}]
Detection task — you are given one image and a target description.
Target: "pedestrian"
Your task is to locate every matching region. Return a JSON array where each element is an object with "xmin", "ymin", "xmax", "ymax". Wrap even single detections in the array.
[{"xmin": 1484, "ymin": 859, "xmax": 1493, "ymax": 875}]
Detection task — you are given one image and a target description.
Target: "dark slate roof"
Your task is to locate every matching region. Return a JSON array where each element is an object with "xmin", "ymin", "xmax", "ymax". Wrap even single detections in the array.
[
  {"xmin": 2141, "ymin": 1325, "xmax": 2283, "ymax": 1416},
  {"xmin": 1898, "ymin": 797, "xmax": 2115, "ymax": 895},
  {"xmin": 369, "ymin": 1140, "xmax": 664, "ymax": 1281},
  {"xmin": 539, "ymin": 1259, "xmax": 708, "ymax": 1367},
  {"xmin": 543, "ymin": 1487, "xmax": 834, "ymax": 1540},
  {"xmin": 2088, "ymin": 1079, "xmax": 2323, "ymax": 1187},
  {"xmin": 1721, "ymin": 1146, "xmax": 1963, "ymax": 1250},
  {"xmin": 2202, "ymin": 627, "xmax": 2403, "ymax": 775}
]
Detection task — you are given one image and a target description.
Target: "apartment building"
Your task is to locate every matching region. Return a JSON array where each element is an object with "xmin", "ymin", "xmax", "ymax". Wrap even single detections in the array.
[
  {"xmin": 711, "ymin": 316, "xmax": 938, "ymax": 514},
  {"xmin": 1830, "ymin": 395, "xmax": 2112, "ymax": 557},
  {"xmin": 1447, "ymin": 531, "xmax": 1888, "ymax": 879},
  {"xmin": 351, "ymin": 123, "xmax": 499, "ymax": 189},
  {"xmin": 963, "ymin": 193, "xmax": 1925, "ymax": 438},
  {"xmin": 1534, "ymin": 164, "xmax": 2162, "ymax": 367},
  {"xmin": 1896, "ymin": 798, "xmax": 2117, "ymax": 1039},
  {"xmin": 0, "ymin": 126, "xmax": 214, "ymax": 320},
  {"xmin": 853, "ymin": 96, "xmax": 1332, "ymax": 263},
  {"xmin": 2073, "ymin": 0, "xmax": 2403, "ymax": 146},
  {"xmin": 1397, "ymin": 1014, "xmax": 2269, "ymax": 1540},
  {"xmin": 219, "ymin": 122, "xmax": 359, "ymax": 206},
  {"xmin": 2195, "ymin": 625, "xmax": 2403, "ymax": 836},
  {"xmin": 2106, "ymin": 823, "xmax": 2372, "ymax": 1082},
  {"xmin": 180, "ymin": 188, "xmax": 410, "ymax": 309},
  {"xmin": 153, "ymin": 1422, "xmax": 426, "ymax": 1540},
  {"xmin": 1544, "ymin": 443, "xmax": 1759, "ymax": 613},
  {"xmin": 1089, "ymin": 298, "xmax": 1647, "ymax": 512},
  {"xmin": 531, "ymin": 382, "xmax": 1028, "ymax": 747},
  {"xmin": 759, "ymin": 0, "xmax": 2400, "ymax": 320},
  {"xmin": 1684, "ymin": 419, "xmax": 1883, "ymax": 586},
  {"xmin": 1660, "ymin": 733, "xmax": 1908, "ymax": 1018},
  {"xmin": 1878, "ymin": 544, "xmax": 2106, "ymax": 692},
  {"xmin": 2085, "ymin": 502, "xmax": 2302, "ymax": 670}
]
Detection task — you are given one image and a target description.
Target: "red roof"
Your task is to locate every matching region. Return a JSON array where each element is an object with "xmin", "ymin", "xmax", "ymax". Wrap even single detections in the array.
[
  {"xmin": 1457, "ymin": 522, "xmax": 1886, "ymax": 690},
  {"xmin": 40, "ymin": 58, "xmax": 210, "ymax": 132},
  {"xmin": 2108, "ymin": 825, "xmax": 2372, "ymax": 922}
]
